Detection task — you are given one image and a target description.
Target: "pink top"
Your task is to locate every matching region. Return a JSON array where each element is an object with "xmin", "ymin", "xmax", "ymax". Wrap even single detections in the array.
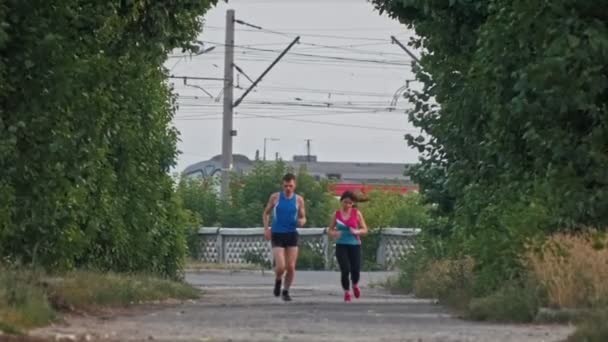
[
  {"xmin": 335, "ymin": 208, "xmax": 361, "ymax": 243},
  {"xmin": 336, "ymin": 208, "xmax": 359, "ymax": 228}
]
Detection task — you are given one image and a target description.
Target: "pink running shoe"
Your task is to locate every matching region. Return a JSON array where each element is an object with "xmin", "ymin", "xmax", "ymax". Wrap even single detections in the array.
[
  {"xmin": 353, "ymin": 285, "xmax": 361, "ymax": 299},
  {"xmin": 344, "ymin": 292, "xmax": 352, "ymax": 302}
]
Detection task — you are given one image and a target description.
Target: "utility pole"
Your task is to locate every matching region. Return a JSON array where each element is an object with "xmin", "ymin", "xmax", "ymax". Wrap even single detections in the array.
[
  {"xmin": 220, "ymin": 9, "xmax": 235, "ymax": 199},
  {"xmin": 305, "ymin": 139, "xmax": 312, "ymax": 162},
  {"xmin": 263, "ymin": 137, "xmax": 279, "ymax": 161},
  {"xmin": 390, "ymin": 36, "xmax": 420, "ymax": 64},
  {"xmin": 217, "ymin": 14, "xmax": 297, "ymax": 197},
  {"xmin": 233, "ymin": 36, "xmax": 300, "ymax": 108}
]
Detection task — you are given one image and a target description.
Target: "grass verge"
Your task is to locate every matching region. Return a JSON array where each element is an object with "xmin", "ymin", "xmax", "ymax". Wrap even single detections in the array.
[
  {"xmin": 566, "ymin": 310, "xmax": 608, "ymax": 342},
  {"xmin": 45, "ymin": 271, "xmax": 199, "ymax": 309},
  {"xmin": 0, "ymin": 268, "xmax": 200, "ymax": 334},
  {"xmin": 382, "ymin": 231, "xmax": 608, "ymax": 327},
  {"xmin": 526, "ymin": 232, "xmax": 608, "ymax": 309},
  {"xmin": 0, "ymin": 269, "xmax": 55, "ymax": 334},
  {"xmin": 467, "ymin": 282, "xmax": 541, "ymax": 322},
  {"xmin": 375, "ymin": 275, "xmax": 412, "ymax": 294},
  {"xmin": 185, "ymin": 260, "xmax": 259, "ymax": 272}
]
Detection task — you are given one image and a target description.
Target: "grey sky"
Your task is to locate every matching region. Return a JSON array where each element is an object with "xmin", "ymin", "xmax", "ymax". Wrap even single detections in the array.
[{"xmin": 168, "ymin": 0, "xmax": 422, "ymax": 172}]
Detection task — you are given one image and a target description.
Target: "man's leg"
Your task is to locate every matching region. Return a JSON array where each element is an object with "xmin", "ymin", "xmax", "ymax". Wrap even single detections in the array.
[
  {"xmin": 282, "ymin": 246, "xmax": 298, "ymax": 301},
  {"xmin": 284, "ymin": 246, "xmax": 298, "ymax": 289},
  {"xmin": 273, "ymin": 247, "xmax": 286, "ymax": 297}
]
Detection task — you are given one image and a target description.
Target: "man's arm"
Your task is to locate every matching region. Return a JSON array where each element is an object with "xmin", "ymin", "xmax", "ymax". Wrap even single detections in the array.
[
  {"xmin": 263, "ymin": 193, "xmax": 278, "ymax": 240},
  {"xmin": 297, "ymin": 196, "xmax": 307, "ymax": 227},
  {"xmin": 263, "ymin": 193, "xmax": 277, "ymax": 229}
]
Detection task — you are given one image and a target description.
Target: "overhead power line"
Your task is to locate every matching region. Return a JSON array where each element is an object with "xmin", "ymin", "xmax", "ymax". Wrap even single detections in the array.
[
  {"xmin": 297, "ymin": 42, "xmax": 407, "ymax": 57},
  {"xmin": 175, "ymin": 111, "xmax": 411, "ymax": 133},
  {"xmin": 173, "ymin": 81, "xmax": 419, "ymax": 97},
  {"xmin": 177, "ymin": 86, "xmax": 396, "ymax": 97},
  {"xmin": 177, "ymin": 100, "xmax": 397, "ymax": 111},
  {"xmin": 197, "ymin": 40, "xmax": 411, "ymax": 66},
  {"xmin": 174, "ymin": 109, "xmax": 405, "ymax": 120},
  {"xmin": 205, "ymin": 25, "xmax": 408, "ymax": 32},
  {"xmin": 169, "ymin": 75, "xmax": 224, "ymax": 81},
  {"xmin": 206, "ymin": 24, "xmax": 391, "ymax": 42}
]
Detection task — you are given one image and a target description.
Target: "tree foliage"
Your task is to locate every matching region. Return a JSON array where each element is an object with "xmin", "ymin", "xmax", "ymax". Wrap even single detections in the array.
[
  {"xmin": 0, "ymin": 0, "xmax": 217, "ymax": 278},
  {"xmin": 355, "ymin": 190, "xmax": 430, "ymax": 268},
  {"xmin": 358, "ymin": 191, "xmax": 430, "ymax": 229},
  {"xmin": 178, "ymin": 162, "xmax": 337, "ymax": 228},
  {"xmin": 372, "ymin": 0, "xmax": 608, "ymax": 292},
  {"xmin": 177, "ymin": 164, "xmax": 432, "ymax": 271}
]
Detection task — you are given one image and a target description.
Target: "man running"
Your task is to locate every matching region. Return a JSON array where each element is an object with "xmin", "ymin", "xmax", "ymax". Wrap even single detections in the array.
[{"xmin": 263, "ymin": 173, "xmax": 306, "ymax": 301}]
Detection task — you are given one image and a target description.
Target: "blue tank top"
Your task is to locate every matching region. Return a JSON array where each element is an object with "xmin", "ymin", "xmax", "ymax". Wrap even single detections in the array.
[{"xmin": 271, "ymin": 192, "xmax": 298, "ymax": 233}]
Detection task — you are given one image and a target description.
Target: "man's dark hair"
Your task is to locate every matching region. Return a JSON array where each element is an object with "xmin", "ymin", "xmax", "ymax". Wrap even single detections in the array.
[{"xmin": 282, "ymin": 173, "xmax": 296, "ymax": 182}]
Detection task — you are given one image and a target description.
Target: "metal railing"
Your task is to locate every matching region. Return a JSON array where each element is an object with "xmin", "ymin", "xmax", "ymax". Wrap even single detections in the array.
[{"xmin": 198, "ymin": 227, "xmax": 419, "ymax": 269}]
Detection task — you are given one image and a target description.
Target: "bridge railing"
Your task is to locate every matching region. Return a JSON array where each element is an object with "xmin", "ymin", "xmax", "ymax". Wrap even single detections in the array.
[{"xmin": 198, "ymin": 227, "xmax": 420, "ymax": 270}]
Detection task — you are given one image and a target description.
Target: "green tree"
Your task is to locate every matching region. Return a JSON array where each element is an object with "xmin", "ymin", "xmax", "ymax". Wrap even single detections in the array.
[
  {"xmin": 356, "ymin": 191, "xmax": 430, "ymax": 268},
  {"xmin": 175, "ymin": 162, "xmax": 336, "ymax": 265},
  {"xmin": 372, "ymin": 0, "xmax": 608, "ymax": 293},
  {"xmin": 293, "ymin": 165, "xmax": 337, "ymax": 227},
  {"xmin": 177, "ymin": 177, "xmax": 219, "ymax": 226},
  {"xmin": 176, "ymin": 177, "xmax": 219, "ymax": 258},
  {"xmin": 215, "ymin": 162, "xmax": 336, "ymax": 228},
  {"xmin": 0, "ymin": 0, "xmax": 217, "ymax": 278},
  {"xmin": 358, "ymin": 191, "xmax": 430, "ymax": 229}
]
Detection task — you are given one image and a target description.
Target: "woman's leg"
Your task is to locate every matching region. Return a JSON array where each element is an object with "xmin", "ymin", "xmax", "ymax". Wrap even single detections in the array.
[
  {"xmin": 349, "ymin": 245, "xmax": 362, "ymax": 294},
  {"xmin": 335, "ymin": 244, "xmax": 351, "ymax": 291}
]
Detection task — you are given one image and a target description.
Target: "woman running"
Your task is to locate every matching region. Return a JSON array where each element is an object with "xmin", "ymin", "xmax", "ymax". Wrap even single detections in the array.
[{"xmin": 328, "ymin": 190, "xmax": 369, "ymax": 302}]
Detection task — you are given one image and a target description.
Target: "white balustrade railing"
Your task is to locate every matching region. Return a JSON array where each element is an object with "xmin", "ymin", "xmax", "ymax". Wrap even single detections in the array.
[{"xmin": 198, "ymin": 227, "xmax": 419, "ymax": 270}]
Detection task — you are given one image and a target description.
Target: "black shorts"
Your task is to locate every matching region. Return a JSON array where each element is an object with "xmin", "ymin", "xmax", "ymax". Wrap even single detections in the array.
[{"xmin": 271, "ymin": 232, "xmax": 299, "ymax": 248}]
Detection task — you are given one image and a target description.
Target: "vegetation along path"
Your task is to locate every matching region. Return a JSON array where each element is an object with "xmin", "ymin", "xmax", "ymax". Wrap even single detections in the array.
[{"xmin": 32, "ymin": 271, "xmax": 573, "ymax": 342}]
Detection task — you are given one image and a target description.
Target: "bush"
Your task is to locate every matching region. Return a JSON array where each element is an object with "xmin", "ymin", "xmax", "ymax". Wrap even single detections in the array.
[
  {"xmin": 450, "ymin": 189, "xmax": 554, "ymax": 296},
  {"xmin": 396, "ymin": 252, "xmax": 543, "ymax": 322},
  {"xmin": 361, "ymin": 229, "xmax": 382, "ymax": 271},
  {"xmin": 413, "ymin": 257, "xmax": 475, "ymax": 311},
  {"xmin": 566, "ymin": 310, "xmax": 608, "ymax": 342},
  {"xmin": 467, "ymin": 281, "xmax": 541, "ymax": 323},
  {"xmin": 46, "ymin": 271, "xmax": 199, "ymax": 309},
  {"xmin": 297, "ymin": 243, "xmax": 325, "ymax": 270},
  {"xmin": 175, "ymin": 177, "xmax": 217, "ymax": 259},
  {"xmin": 388, "ymin": 246, "xmax": 433, "ymax": 294},
  {"xmin": 357, "ymin": 191, "xmax": 431, "ymax": 268},
  {"xmin": 242, "ymin": 249, "xmax": 271, "ymax": 269},
  {"xmin": 0, "ymin": 266, "xmax": 199, "ymax": 333},
  {"xmin": 185, "ymin": 219, "xmax": 203, "ymax": 260},
  {"xmin": 526, "ymin": 232, "xmax": 608, "ymax": 309},
  {"xmin": 177, "ymin": 177, "xmax": 218, "ymax": 227},
  {"xmin": 0, "ymin": 269, "xmax": 54, "ymax": 332}
]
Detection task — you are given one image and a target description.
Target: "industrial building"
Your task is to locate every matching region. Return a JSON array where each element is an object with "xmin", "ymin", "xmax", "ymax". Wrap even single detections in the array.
[{"xmin": 182, "ymin": 154, "xmax": 418, "ymax": 196}]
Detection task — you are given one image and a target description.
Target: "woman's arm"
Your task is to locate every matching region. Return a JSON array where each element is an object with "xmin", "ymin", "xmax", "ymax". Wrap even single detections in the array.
[
  {"xmin": 327, "ymin": 215, "xmax": 340, "ymax": 239},
  {"xmin": 355, "ymin": 210, "xmax": 369, "ymax": 236}
]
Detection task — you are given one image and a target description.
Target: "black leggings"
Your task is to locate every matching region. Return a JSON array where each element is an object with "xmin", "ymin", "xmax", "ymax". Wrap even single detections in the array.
[{"xmin": 335, "ymin": 244, "xmax": 361, "ymax": 290}]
